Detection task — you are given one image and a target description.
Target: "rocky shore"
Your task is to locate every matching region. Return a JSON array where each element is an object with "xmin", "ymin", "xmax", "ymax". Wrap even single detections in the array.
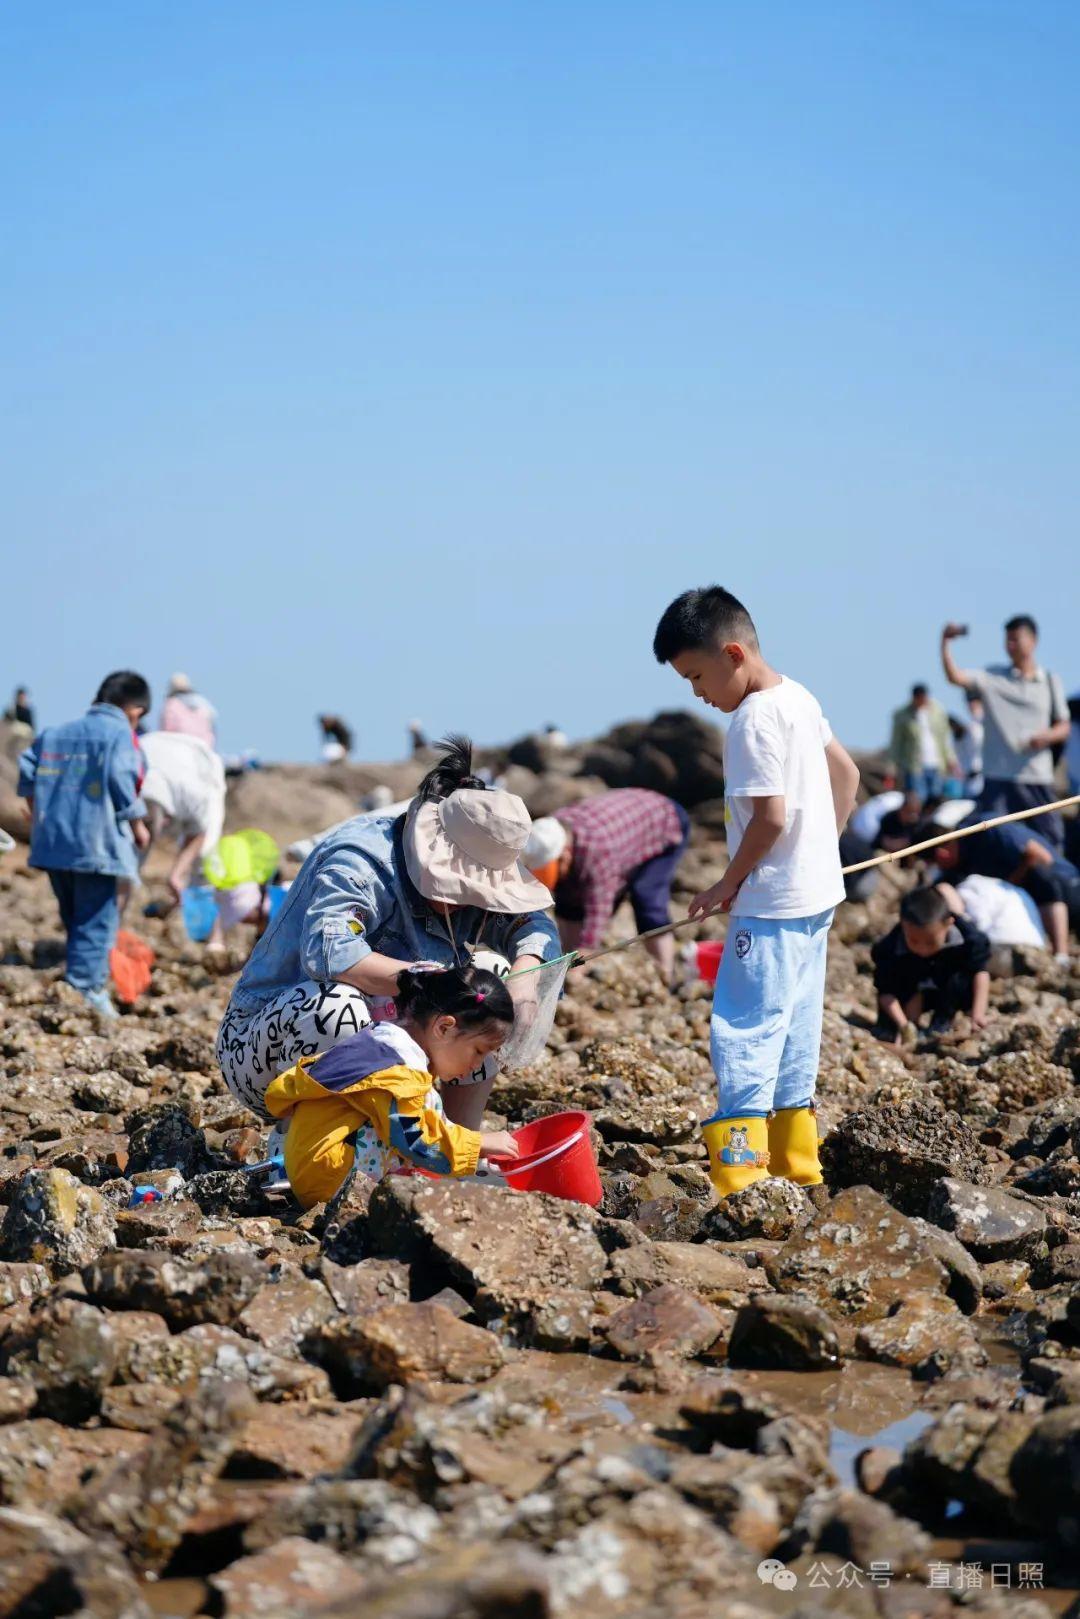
[{"xmin": 1, "ymin": 715, "xmax": 1078, "ymax": 1618}]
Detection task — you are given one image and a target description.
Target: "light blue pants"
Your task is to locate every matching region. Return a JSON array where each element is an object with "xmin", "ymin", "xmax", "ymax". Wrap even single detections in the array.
[{"xmin": 708, "ymin": 909, "xmax": 833, "ymax": 1119}]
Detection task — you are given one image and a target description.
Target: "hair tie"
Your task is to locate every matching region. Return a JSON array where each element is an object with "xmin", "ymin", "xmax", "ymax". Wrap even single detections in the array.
[{"xmin": 475, "ymin": 991, "xmax": 486, "ymax": 1002}]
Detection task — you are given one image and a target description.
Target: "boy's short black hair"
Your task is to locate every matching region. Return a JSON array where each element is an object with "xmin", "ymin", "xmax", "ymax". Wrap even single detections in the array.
[
  {"xmin": 911, "ymin": 682, "xmax": 929, "ymax": 700},
  {"xmin": 1005, "ymin": 614, "xmax": 1038, "ymax": 637},
  {"xmin": 900, "ymin": 886, "xmax": 952, "ymax": 929},
  {"xmin": 95, "ymin": 671, "xmax": 151, "ymax": 712},
  {"xmin": 652, "ymin": 586, "xmax": 758, "ymax": 664}
]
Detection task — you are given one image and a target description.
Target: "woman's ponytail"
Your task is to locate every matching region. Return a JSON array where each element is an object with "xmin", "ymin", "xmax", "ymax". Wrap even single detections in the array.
[{"xmin": 416, "ymin": 734, "xmax": 487, "ymax": 804}]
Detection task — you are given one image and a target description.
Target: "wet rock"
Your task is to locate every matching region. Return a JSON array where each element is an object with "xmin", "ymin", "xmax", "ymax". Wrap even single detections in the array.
[
  {"xmin": 926, "ymin": 1178, "xmax": 1048, "ymax": 1263},
  {"xmin": 679, "ymin": 1383, "xmax": 831, "ymax": 1466},
  {"xmin": 115, "ymin": 1199, "xmax": 203, "ymax": 1249},
  {"xmin": 0, "ymin": 1505, "xmax": 151, "ymax": 1619},
  {"xmin": 367, "ymin": 1178, "xmax": 607, "ymax": 1326},
  {"xmin": 0, "ymin": 1261, "xmax": 50, "ymax": 1309},
  {"xmin": 910, "ymin": 1217, "xmax": 982, "ymax": 1315},
  {"xmin": 238, "ymin": 1273, "xmax": 337, "ymax": 1358},
  {"xmin": 903, "ymin": 1404, "xmax": 1037, "ymax": 1526},
  {"xmin": 1009, "ymin": 1406, "xmax": 1080, "ymax": 1543},
  {"xmin": 632, "ymin": 1193, "xmax": 708, "ymax": 1243},
  {"xmin": 604, "ymin": 1283, "xmax": 727, "ymax": 1361},
  {"xmin": 0, "ymin": 1167, "xmax": 116, "ymax": 1276},
  {"xmin": 312, "ymin": 1302, "xmax": 504, "ymax": 1396},
  {"xmin": 100, "ymin": 1381, "xmax": 183, "ymax": 1432},
  {"xmin": 319, "ymin": 1542, "xmax": 551, "ymax": 1619},
  {"xmin": 608, "ymin": 1240, "xmax": 763, "ymax": 1304},
  {"xmin": 210, "ymin": 1536, "xmax": 369, "ymax": 1617},
  {"xmin": 242, "ymin": 1477, "xmax": 440, "ymax": 1564},
  {"xmin": 766, "ymin": 1184, "xmax": 949, "ymax": 1322},
  {"xmin": 855, "ymin": 1292, "xmax": 988, "ymax": 1380},
  {"xmin": 664, "ymin": 1450, "xmax": 810, "ymax": 1553},
  {"xmin": 315, "ymin": 1256, "xmax": 411, "ymax": 1314},
  {"xmin": 185, "ymin": 1169, "xmax": 274, "ymax": 1217},
  {"xmin": 2, "ymin": 1296, "xmax": 118, "ymax": 1421},
  {"xmin": 699, "ymin": 1176, "xmax": 811, "ymax": 1242},
  {"xmin": 227, "ymin": 1408, "xmax": 362, "ymax": 1480},
  {"xmin": 0, "ymin": 1418, "xmax": 142, "ymax": 1510},
  {"xmin": 728, "ymin": 1293, "xmax": 841, "ymax": 1371},
  {"xmin": 143, "ymin": 1030, "xmax": 217, "ymax": 1073},
  {"xmin": 69, "ymin": 1377, "xmax": 258, "ymax": 1573},
  {"xmin": 784, "ymin": 1485, "xmax": 930, "ymax": 1575},
  {"xmin": 82, "ymin": 1249, "xmax": 268, "ymax": 1328},
  {"xmin": 126, "ymin": 1102, "xmax": 213, "ymax": 1179},
  {"xmin": 70, "ymin": 1069, "xmax": 148, "ymax": 1115},
  {"xmin": 318, "ymin": 1170, "xmax": 375, "ymax": 1265},
  {"xmin": 822, "ymin": 1098, "xmax": 992, "ymax": 1216},
  {"xmin": 520, "ymin": 1289, "xmax": 595, "ymax": 1351},
  {"xmin": 0, "ymin": 1377, "xmax": 36, "ymax": 1423}
]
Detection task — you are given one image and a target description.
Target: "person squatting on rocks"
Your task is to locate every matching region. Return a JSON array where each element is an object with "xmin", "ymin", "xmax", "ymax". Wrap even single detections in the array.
[
  {"xmin": 160, "ymin": 671, "xmax": 218, "ymax": 751},
  {"xmin": 264, "ymin": 963, "xmax": 520, "ymax": 1207},
  {"xmin": 940, "ymin": 616, "xmax": 1069, "ymax": 852},
  {"xmin": 929, "ymin": 807, "xmax": 1080, "ymax": 968},
  {"xmin": 17, "ymin": 671, "xmax": 152, "ymax": 1020},
  {"xmin": 216, "ymin": 735, "xmax": 560, "ymax": 1127},
  {"xmin": 872, "ymin": 884, "xmax": 991, "ymax": 1045},
  {"xmin": 889, "ymin": 682, "xmax": 957, "ymax": 800},
  {"xmin": 653, "ymin": 586, "xmax": 860, "ymax": 1198},
  {"xmin": 523, "ymin": 789, "xmax": 690, "ymax": 984}
]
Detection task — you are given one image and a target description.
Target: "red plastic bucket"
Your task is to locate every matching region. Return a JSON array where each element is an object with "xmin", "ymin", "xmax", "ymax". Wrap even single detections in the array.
[
  {"xmin": 488, "ymin": 1110, "xmax": 602, "ymax": 1207},
  {"xmin": 685, "ymin": 938, "xmax": 724, "ymax": 986}
]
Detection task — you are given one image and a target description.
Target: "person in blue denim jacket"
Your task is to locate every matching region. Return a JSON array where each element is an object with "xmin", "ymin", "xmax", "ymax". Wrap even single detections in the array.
[
  {"xmin": 19, "ymin": 672, "xmax": 152, "ymax": 1019},
  {"xmin": 217, "ymin": 736, "xmax": 561, "ymax": 1127}
]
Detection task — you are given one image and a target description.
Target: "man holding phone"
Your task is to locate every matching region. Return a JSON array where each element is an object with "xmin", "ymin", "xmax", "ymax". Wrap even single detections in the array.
[{"xmin": 941, "ymin": 617, "xmax": 1070, "ymax": 852}]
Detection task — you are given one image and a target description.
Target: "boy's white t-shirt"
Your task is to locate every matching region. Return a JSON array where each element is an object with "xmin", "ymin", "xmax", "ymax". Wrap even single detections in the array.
[{"xmin": 724, "ymin": 676, "xmax": 846, "ymax": 919}]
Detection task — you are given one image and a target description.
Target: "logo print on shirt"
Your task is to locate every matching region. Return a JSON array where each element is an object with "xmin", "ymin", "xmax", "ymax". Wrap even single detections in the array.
[{"xmin": 734, "ymin": 929, "xmax": 752, "ymax": 960}]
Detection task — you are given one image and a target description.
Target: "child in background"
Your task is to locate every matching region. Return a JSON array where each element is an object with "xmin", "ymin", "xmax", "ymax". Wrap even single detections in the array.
[
  {"xmin": 872, "ymin": 885, "xmax": 992, "ymax": 1044},
  {"xmin": 264, "ymin": 964, "xmax": 520, "ymax": 1209},
  {"xmin": 653, "ymin": 587, "xmax": 860, "ymax": 1195},
  {"xmin": 18, "ymin": 672, "xmax": 152, "ymax": 1019}
]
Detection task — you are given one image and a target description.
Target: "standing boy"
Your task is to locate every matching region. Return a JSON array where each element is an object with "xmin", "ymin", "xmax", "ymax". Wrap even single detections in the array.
[
  {"xmin": 653, "ymin": 587, "xmax": 859, "ymax": 1194},
  {"xmin": 19, "ymin": 672, "xmax": 152, "ymax": 1018}
]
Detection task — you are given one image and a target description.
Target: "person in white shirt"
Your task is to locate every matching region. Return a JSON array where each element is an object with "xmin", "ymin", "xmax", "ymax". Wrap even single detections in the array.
[
  {"xmin": 653, "ymin": 586, "xmax": 859, "ymax": 1197},
  {"xmin": 140, "ymin": 731, "xmax": 227, "ymax": 901}
]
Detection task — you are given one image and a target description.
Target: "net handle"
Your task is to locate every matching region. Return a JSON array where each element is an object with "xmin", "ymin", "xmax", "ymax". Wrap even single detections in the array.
[{"xmin": 507, "ymin": 792, "xmax": 1080, "ymax": 975}]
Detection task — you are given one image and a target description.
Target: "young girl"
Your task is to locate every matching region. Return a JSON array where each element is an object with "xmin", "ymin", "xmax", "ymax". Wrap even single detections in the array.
[{"xmin": 264, "ymin": 965, "xmax": 520, "ymax": 1209}]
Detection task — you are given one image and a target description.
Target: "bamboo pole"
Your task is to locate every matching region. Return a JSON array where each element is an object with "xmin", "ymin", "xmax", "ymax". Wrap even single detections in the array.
[{"xmin": 564, "ymin": 792, "xmax": 1080, "ymax": 968}]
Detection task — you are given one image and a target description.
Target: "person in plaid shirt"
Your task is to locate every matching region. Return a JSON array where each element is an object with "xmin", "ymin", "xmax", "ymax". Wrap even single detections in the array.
[{"xmin": 523, "ymin": 789, "xmax": 690, "ymax": 982}]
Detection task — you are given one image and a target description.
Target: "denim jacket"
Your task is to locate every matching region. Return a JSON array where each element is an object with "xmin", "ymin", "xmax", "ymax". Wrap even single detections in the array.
[
  {"xmin": 19, "ymin": 704, "xmax": 146, "ymax": 879},
  {"xmin": 229, "ymin": 813, "xmax": 561, "ymax": 1013}
]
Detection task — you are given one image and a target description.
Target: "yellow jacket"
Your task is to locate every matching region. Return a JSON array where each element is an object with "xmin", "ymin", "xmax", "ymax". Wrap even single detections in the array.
[{"xmin": 264, "ymin": 1022, "xmax": 481, "ymax": 1209}]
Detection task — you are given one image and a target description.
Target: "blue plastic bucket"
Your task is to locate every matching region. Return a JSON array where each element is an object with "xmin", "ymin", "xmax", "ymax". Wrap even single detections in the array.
[{"xmin": 181, "ymin": 886, "xmax": 218, "ymax": 942}]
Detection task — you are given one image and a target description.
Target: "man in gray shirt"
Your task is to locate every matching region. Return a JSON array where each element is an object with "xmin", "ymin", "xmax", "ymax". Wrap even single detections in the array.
[{"xmin": 941, "ymin": 615, "xmax": 1070, "ymax": 851}]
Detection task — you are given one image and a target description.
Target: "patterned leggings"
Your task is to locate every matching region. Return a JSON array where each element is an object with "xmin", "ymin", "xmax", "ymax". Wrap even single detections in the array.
[{"xmin": 216, "ymin": 979, "xmax": 374, "ymax": 1120}]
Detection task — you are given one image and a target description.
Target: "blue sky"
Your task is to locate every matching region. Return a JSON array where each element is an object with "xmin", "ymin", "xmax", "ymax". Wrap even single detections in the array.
[{"xmin": 3, "ymin": 2, "xmax": 1077, "ymax": 761}]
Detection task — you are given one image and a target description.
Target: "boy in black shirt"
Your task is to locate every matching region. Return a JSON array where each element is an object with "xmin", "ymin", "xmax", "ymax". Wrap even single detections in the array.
[{"xmin": 872, "ymin": 886, "xmax": 991, "ymax": 1043}]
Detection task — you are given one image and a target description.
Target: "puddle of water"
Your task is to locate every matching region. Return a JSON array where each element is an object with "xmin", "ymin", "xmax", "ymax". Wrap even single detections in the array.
[{"xmin": 829, "ymin": 1409, "xmax": 933, "ymax": 1489}]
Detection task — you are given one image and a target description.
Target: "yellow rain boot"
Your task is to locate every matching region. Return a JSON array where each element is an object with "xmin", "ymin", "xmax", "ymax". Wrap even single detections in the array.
[
  {"xmin": 769, "ymin": 1106, "xmax": 823, "ymax": 1186},
  {"xmin": 702, "ymin": 1115, "xmax": 770, "ymax": 1198}
]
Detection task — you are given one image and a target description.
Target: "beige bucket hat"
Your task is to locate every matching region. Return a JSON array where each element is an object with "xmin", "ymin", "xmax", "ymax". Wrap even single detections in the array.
[{"xmin": 403, "ymin": 788, "xmax": 553, "ymax": 913}]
